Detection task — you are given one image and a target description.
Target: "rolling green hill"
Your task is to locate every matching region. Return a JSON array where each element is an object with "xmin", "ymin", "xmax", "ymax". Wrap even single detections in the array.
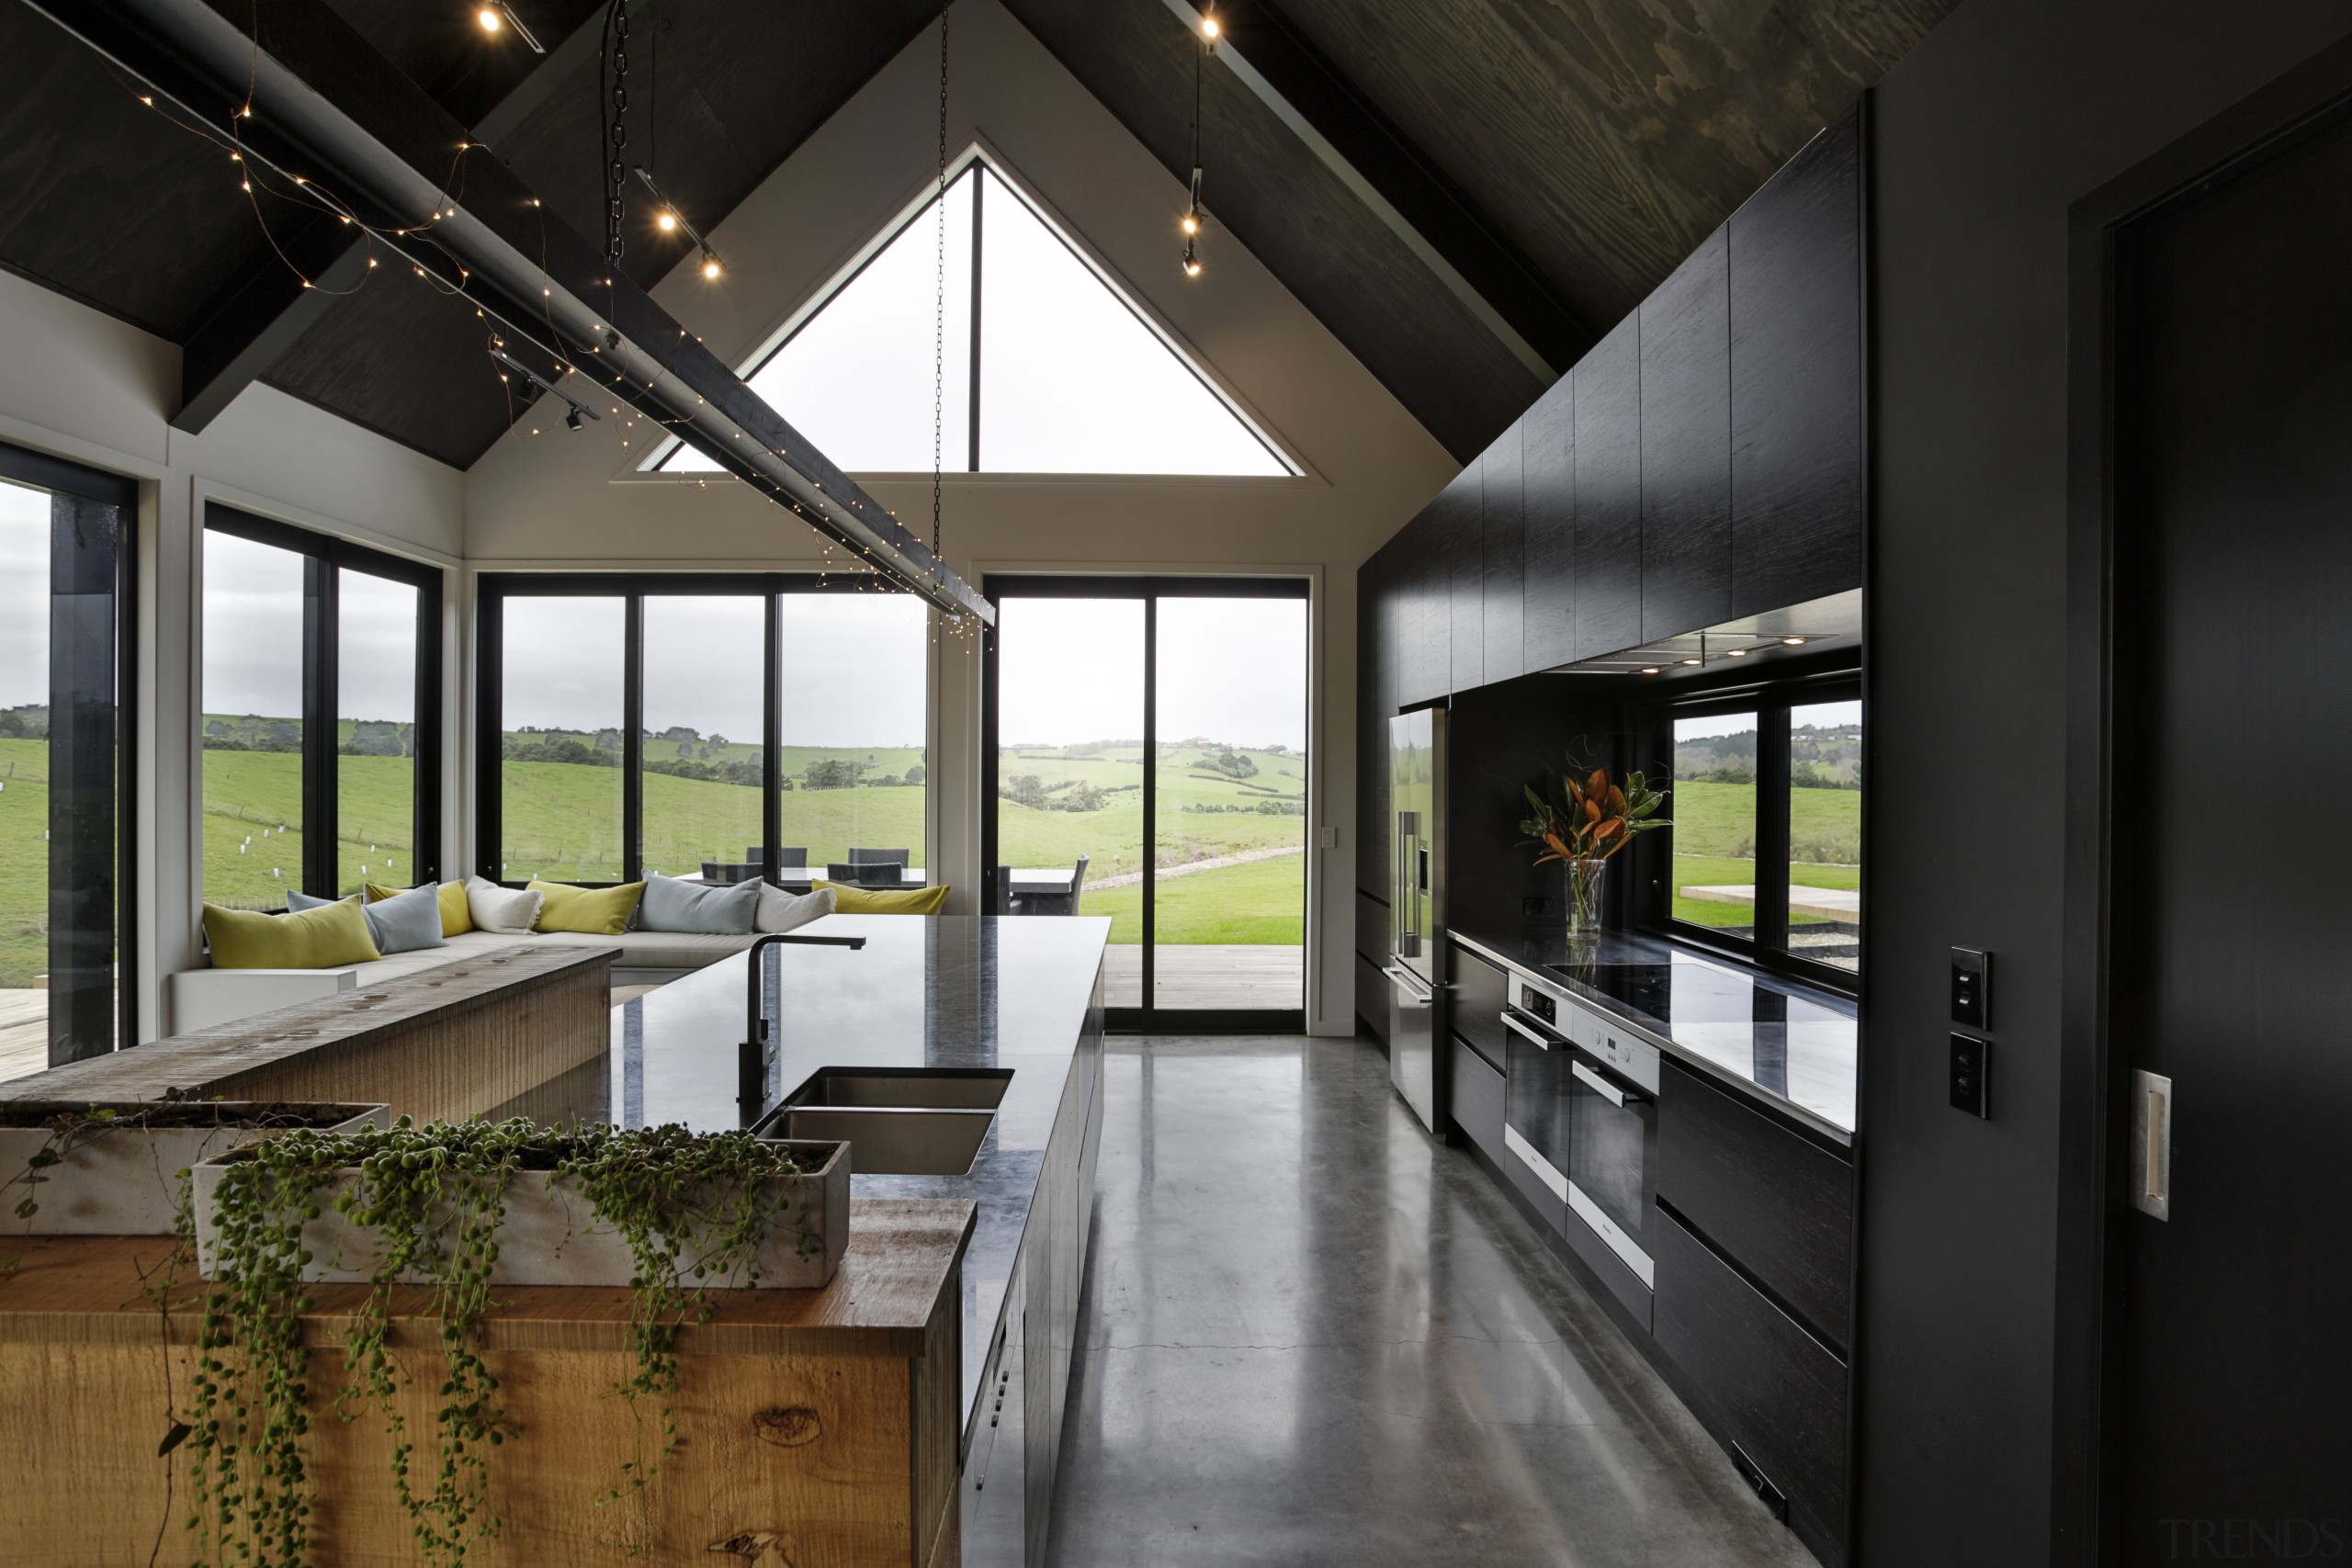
[{"xmin": 1668, "ymin": 777, "xmax": 1861, "ymax": 929}]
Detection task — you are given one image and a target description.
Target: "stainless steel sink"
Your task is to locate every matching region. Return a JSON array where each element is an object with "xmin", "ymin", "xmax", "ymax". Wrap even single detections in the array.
[
  {"xmin": 786, "ymin": 1067, "xmax": 1012, "ymax": 1111},
  {"xmin": 754, "ymin": 1067, "xmax": 1013, "ymax": 1175}
]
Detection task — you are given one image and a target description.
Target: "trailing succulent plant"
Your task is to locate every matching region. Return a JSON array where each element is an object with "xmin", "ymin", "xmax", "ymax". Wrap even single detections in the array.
[{"xmin": 181, "ymin": 1117, "xmax": 816, "ymax": 1568}]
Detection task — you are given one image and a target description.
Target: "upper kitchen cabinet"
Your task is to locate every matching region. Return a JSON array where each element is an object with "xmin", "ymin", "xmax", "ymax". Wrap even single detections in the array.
[
  {"xmin": 1642, "ymin": 228, "xmax": 1735, "ymax": 640},
  {"xmin": 1574, "ymin": 314, "xmax": 1644, "ymax": 660},
  {"xmin": 1356, "ymin": 547, "xmax": 1394, "ymax": 898},
  {"xmin": 1729, "ymin": 108, "xmax": 1863, "ymax": 619},
  {"xmin": 1442, "ymin": 464, "xmax": 1487, "ymax": 696},
  {"xmin": 1521, "ymin": 379, "xmax": 1577, "ymax": 671},
  {"xmin": 1480, "ymin": 423, "xmax": 1526, "ymax": 684},
  {"xmin": 1396, "ymin": 505, "xmax": 1453, "ymax": 710}
]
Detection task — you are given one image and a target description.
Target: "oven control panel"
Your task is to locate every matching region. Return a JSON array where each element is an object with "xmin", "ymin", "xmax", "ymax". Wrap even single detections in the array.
[
  {"xmin": 1516, "ymin": 986, "xmax": 1556, "ymax": 1027},
  {"xmin": 1566, "ymin": 1002, "xmax": 1662, "ymax": 1094}
]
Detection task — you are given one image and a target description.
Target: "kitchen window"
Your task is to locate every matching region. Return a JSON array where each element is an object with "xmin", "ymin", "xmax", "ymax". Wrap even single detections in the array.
[
  {"xmin": 200, "ymin": 506, "xmax": 444, "ymax": 908},
  {"xmin": 1645, "ymin": 678, "xmax": 1860, "ymax": 983}
]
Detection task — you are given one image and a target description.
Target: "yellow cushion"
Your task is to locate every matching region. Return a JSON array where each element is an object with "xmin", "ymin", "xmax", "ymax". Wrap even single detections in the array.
[
  {"xmin": 204, "ymin": 897, "xmax": 382, "ymax": 969},
  {"xmin": 817, "ymin": 881, "xmax": 950, "ymax": 915},
  {"xmin": 526, "ymin": 880, "xmax": 645, "ymax": 935},
  {"xmin": 367, "ymin": 881, "xmax": 473, "ymax": 937}
]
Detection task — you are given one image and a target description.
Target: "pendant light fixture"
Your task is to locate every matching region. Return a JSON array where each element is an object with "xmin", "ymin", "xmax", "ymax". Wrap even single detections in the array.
[{"xmin": 1183, "ymin": 9, "xmax": 1216, "ymax": 276}]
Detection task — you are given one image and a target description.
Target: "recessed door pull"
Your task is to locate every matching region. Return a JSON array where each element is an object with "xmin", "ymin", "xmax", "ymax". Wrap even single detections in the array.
[{"xmin": 2132, "ymin": 1069, "xmax": 2172, "ymax": 1221}]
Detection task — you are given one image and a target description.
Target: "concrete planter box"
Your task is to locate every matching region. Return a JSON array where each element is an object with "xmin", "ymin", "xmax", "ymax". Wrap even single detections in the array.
[
  {"xmin": 0, "ymin": 1102, "xmax": 391, "ymax": 1236},
  {"xmin": 192, "ymin": 1136, "xmax": 850, "ymax": 1291}
]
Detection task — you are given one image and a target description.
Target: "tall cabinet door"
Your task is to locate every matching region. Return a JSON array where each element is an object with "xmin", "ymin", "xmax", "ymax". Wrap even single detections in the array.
[
  {"xmin": 1480, "ymin": 423, "xmax": 1525, "ymax": 683},
  {"xmin": 1573, "ymin": 314, "xmax": 1644, "ymax": 660},
  {"xmin": 1641, "ymin": 227, "xmax": 1733, "ymax": 641},
  {"xmin": 1396, "ymin": 510, "xmax": 1451, "ymax": 709},
  {"xmin": 1356, "ymin": 549, "xmax": 1391, "ymax": 899},
  {"xmin": 1443, "ymin": 466, "xmax": 1486, "ymax": 695},
  {"xmin": 1729, "ymin": 110, "xmax": 1861, "ymax": 618},
  {"xmin": 1520, "ymin": 380, "xmax": 1576, "ymax": 671}
]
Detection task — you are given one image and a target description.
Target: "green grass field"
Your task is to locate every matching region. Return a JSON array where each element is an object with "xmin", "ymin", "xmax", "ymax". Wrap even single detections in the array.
[
  {"xmin": 1668, "ymin": 778, "xmax": 1860, "ymax": 929},
  {"xmin": 0, "ymin": 731, "xmax": 1309, "ymax": 984}
]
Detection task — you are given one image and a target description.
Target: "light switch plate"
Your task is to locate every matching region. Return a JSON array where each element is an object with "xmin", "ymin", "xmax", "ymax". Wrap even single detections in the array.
[
  {"xmin": 1950, "ymin": 1033, "xmax": 1990, "ymax": 1118},
  {"xmin": 1317, "ymin": 826, "xmax": 1339, "ymax": 849},
  {"xmin": 1951, "ymin": 948, "xmax": 1991, "ymax": 1030}
]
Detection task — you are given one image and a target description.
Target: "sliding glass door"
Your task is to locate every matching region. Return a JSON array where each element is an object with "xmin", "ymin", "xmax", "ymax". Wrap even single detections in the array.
[
  {"xmin": 985, "ymin": 576, "xmax": 1309, "ymax": 1030},
  {"xmin": 1, "ymin": 443, "xmax": 135, "ymax": 1070}
]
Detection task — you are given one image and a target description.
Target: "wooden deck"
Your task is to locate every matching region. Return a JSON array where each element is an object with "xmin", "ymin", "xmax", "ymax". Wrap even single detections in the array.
[{"xmin": 1099, "ymin": 943, "xmax": 1303, "ymax": 1010}]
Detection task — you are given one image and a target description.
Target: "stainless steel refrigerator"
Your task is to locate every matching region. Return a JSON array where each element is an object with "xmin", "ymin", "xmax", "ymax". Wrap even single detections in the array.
[{"xmin": 1385, "ymin": 708, "xmax": 1445, "ymax": 1133}]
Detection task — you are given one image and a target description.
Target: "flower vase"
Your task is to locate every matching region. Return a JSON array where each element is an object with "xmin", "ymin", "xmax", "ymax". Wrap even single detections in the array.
[{"xmin": 1564, "ymin": 857, "xmax": 1608, "ymax": 950}]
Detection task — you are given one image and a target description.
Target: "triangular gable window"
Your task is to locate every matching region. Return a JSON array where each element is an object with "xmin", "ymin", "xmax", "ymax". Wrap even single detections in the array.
[{"xmin": 656, "ymin": 159, "xmax": 1295, "ymax": 477}]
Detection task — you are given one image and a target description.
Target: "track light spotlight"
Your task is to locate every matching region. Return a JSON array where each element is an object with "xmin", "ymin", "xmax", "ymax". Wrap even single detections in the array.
[
  {"xmin": 701, "ymin": 251, "xmax": 723, "ymax": 279},
  {"xmin": 564, "ymin": 404, "xmax": 583, "ymax": 432},
  {"xmin": 476, "ymin": 3, "xmax": 544, "ymax": 51}
]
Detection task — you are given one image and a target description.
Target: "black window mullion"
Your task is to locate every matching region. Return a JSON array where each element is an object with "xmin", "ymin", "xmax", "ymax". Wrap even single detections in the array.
[
  {"xmin": 410, "ymin": 576, "xmax": 443, "ymax": 886},
  {"xmin": 1141, "ymin": 592, "xmax": 1158, "ymax": 1021},
  {"xmin": 1756, "ymin": 701, "xmax": 1792, "ymax": 955},
  {"xmin": 623, "ymin": 595, "xmax": 644, "ymax": 885},
  {"xmin": 969, "ymin": 166, "xmax": 984, "ymax": 473},
  {"xmin": 301, "ymin": 556, "xmax": 338, "ymax": 897},
  {"xmin": 475, "ymin": 585, "xmax": 503, "ymax": 882},
  {"xmin": 762, "ymin": 584, "xmax": 782, "ymax": 884}
]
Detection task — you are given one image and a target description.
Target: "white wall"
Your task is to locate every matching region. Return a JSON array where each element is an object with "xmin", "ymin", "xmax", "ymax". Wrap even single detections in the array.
[
  {"xmin": 0, "ymin": 265, "xmax": 467, "ymax": 1040},
  {"xmin": 466, "ymin": 0, "xmax": 1453, "ymax": 1032}
]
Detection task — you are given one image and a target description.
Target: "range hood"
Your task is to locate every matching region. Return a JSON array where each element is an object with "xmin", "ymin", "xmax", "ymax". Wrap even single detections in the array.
[{"xmin": 1541, "ymin": 590, "xmax": 1860, "ymax": 681}]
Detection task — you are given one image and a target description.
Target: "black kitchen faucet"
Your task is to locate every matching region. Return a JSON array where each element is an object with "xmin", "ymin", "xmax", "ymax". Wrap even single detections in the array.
[{"xmin": 740, "ymin": 931, "xmax": 866, "ymax": 1123}]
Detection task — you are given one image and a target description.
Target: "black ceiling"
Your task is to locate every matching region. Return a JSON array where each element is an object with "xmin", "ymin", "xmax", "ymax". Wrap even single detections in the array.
[{"xmin": 2, "ymin": 0, "xmax": 1952, "ymax": 469}]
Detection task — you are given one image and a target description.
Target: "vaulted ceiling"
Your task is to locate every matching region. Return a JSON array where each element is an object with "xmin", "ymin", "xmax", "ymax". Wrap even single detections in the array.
[{"xmin": 1, "ymin": 0, "xmax": 1954, "ymax": 468}]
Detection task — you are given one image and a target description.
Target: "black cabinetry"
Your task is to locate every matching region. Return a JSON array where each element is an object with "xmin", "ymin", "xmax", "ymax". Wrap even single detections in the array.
[
  {"xmin": 1519, "ymin": 381, "xmax": 1577, "ymax": 670},
  {"xmin": 1573, "ymin": 314, "xmax": 1644, "ymax": 658},
  {"xmin": 1641, "ymin": 227, "xmax": 1734, "ymax": 639},
  {"xmin": 1658, "ymin": 1060, "xmax": 1853, "ymax": 1348},
  {"xmin": 1728, "ymin": 111, "xmax": 1862, "ymax": 619},
  {"xmin": 1655, "ymin": 1208, "xmax": 1849, "ymax": 1566},
  {"xmin": 1442, "ymin": 466, "xmax": 1484, "ymax": 695},
  {"xmin": 1479, "ymin": 423, "xmax": 1524, "ymax": 684}
]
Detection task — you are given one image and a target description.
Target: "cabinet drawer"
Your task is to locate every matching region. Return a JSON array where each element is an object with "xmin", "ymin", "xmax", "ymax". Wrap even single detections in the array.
[
  {"xmin": 1448, "ymin": 1038, "xmax": 1504, "ymax": 1163},
  {"xmin": 1654, "ymin": 1209, "xmax": 1849, "ymax": 1566},
  {"xmin": 1447, "ymin": 942, "xmax": 1507, "ymax": 1069},
  {"xmin": 1354, "ymin": 953, "xmax": 1389, "ymax": 1045},
  {"xmin": 1658, "ymin": 1061, "xmax": 1852, "ymax": 1348}
]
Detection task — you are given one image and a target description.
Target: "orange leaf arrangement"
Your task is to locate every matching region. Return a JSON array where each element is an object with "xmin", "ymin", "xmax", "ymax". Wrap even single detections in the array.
[{"xmin": 1518, "ymin": 763, "xmax": 1669, "ymax": 869}]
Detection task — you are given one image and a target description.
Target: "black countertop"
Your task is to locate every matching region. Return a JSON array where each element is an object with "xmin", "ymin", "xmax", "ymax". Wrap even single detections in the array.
[
  {"xmin": 1451, "ymin": 926, "xmax": 1859, "ymax": 1140},
  {"xmin": 594, "ymin": 913, "xmax": 1109, "ymax": 1433}
]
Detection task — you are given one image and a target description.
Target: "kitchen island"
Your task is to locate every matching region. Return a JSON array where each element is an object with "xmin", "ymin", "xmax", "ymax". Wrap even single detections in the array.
[{"xmin": 607, "ymin": 913, "xmax": 1109, "ymax": 1567}]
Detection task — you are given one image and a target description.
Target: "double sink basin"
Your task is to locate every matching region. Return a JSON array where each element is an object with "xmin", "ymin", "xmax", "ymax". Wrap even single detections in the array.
[{"xmin": 753, "ymin": 1066, "xmax": 1012, "ymax": 1176}]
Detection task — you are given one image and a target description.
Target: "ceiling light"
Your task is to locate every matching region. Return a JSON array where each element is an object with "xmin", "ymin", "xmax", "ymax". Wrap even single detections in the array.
[
  {"xmin": 1182, "ymin": 240, "xmax": 1201, "ymax": 277},
  {"xmin": 564, "ymin": 405, "xmax": 582, "ymax": 432},
  {"xmin": 656, "ymin": 210, "xmax": 677, "ymax": 232},
  {"xmin": 1181, "ymin": 212, "xmax": 1199, "ymax": 236},
  {"xmin": 1680, "ymin": 658, "xmax": 1702, "ymax": 666},
  {"xmin": 1201, "ymin": 12, "xmax": 1219, "ymax": 39},
  {"xmin": 701, "ymin": 252, "xmax": 723, "ymax": 279},
  {"xmin": 1781, "ymin": 636, "xmax": 1808, "ymax": 645},
  {"xmin": 1640, "ymin": 667, "xmax": 1661, "ymax": 675},
  {"xmin": 1727, "ymin": 648, "xmax": 1748, "ymax": 657},
  {"xmin": 477, "ymin": 3, "xmax": 544, "ymax": 51}
]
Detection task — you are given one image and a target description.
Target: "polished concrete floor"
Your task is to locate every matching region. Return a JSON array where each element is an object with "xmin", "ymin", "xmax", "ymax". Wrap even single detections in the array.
[{"xmin": 1046, "ymin": 1035, "xmax": 1820, "ymax": 1568}]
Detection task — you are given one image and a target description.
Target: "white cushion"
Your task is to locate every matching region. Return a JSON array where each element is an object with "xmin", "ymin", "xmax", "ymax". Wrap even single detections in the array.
[
  {"xmin": 466, "ymin": 875, "xmax": 543, "ymax": 934},
  {"xmin": 755, "ymin": 883, "xmax": 835, "ymax": 934}
]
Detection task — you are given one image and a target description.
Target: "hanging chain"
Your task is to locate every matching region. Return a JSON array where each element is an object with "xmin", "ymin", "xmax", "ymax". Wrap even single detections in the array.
[
  {"xmin": 603, "ymin": 0, "xmax": 631, "ymax": 269},
  {"xmin": 931, "ymin": 6, "xmax": 950, "ymax": 564}
]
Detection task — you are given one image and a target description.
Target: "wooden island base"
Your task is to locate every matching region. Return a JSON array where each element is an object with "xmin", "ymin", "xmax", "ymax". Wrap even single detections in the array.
[{"xmin": 0, "ymin": 1198, "xmax": 974, "ymax": 1568}]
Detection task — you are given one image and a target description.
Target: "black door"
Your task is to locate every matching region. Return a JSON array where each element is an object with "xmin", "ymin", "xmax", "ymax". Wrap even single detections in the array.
[{"xmin": 2103, "ymin": 101, "xmax": 2352, "ymax": 1558}]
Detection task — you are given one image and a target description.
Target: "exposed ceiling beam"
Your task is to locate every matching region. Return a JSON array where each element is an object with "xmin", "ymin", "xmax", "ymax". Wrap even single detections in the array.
[
  {"xmin": 169, "ymin": 1, "xmax": 601, "ymax": 434},
  {"xmin": 32, "ymin": 0, "xmax": 992, "ymax": 624},
  {"xmin": 1159, "ymin": 0, "xmax": 1589, "ymax": 381}
]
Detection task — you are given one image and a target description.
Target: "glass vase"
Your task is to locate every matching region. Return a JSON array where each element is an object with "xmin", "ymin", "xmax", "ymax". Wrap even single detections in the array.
[{"xmin": 1564, "ymin": 857, "xmax": 1608, "ymax": 950}]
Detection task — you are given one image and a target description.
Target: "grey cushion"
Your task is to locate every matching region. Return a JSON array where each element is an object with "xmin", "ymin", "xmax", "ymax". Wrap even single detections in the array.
[
  {"xmin": 290, "ymin": 886, "xmax": 447, "ymax": 956},
  {"xmin": 638, "ymin": 873, "xmax": 760, "ymax": 935}
]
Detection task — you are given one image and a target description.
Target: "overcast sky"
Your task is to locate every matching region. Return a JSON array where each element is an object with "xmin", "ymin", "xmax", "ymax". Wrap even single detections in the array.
[
  {"xmin": 502, "ymin": 589, "xmax": 929, "ymax": 746},
  {"xmin": 997, "ymin": 594, "xmax": 1306, "ymax": 751}
]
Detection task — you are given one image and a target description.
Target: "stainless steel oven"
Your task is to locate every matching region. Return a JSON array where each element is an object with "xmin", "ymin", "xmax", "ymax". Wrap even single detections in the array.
[
  {"xmin": 1565, "ymin": 1023, "xmax": 1661, "ymax": 1288},
  {"xmin": 1501, "ymin": 983, "xmax": 1570, "ymax": 1206}
]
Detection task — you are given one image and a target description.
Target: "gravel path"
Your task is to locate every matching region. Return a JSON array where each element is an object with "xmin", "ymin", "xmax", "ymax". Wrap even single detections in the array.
[{"xmin": 1084, "ymin": 841, "xmax": 1305, "ymax": 891}]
